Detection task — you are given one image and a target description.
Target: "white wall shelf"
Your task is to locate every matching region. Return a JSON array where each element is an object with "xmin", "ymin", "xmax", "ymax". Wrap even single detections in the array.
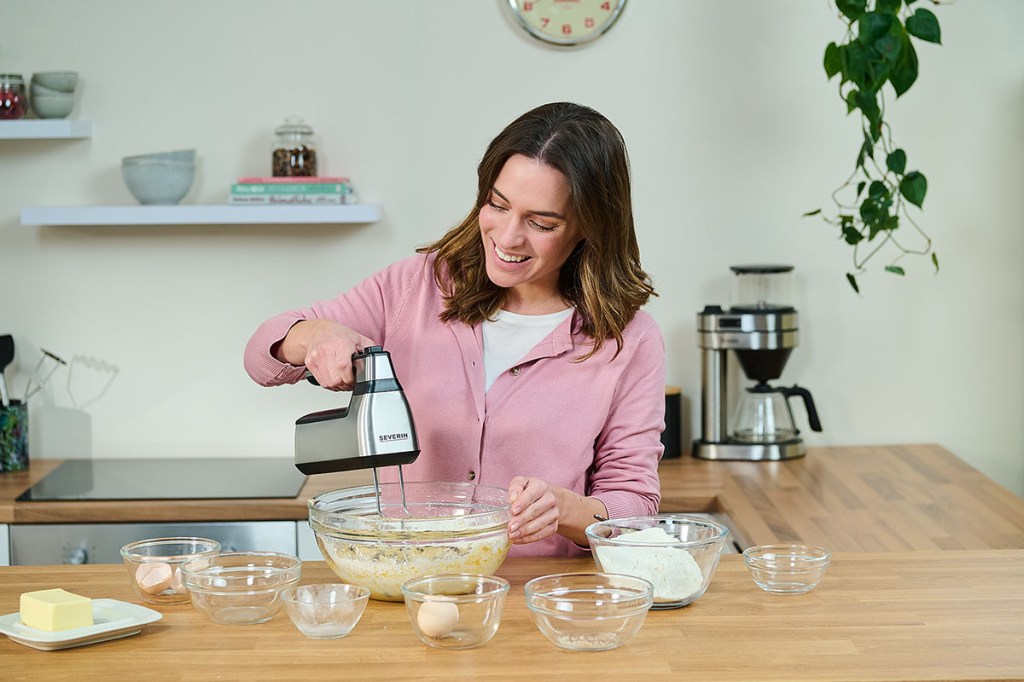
[
  {"xmin": 0, "ymin": 120, "xmax": 93, "ymax": 139},
  {"xmin": 20, "ymin": 203, "xmax": 383, "ymax": 226}
]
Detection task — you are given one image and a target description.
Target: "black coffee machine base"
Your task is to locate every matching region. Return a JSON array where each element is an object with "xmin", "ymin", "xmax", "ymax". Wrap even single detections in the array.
[{"xmin": 692, "ymin": 439, "xmax": 805, "ymax": 461}]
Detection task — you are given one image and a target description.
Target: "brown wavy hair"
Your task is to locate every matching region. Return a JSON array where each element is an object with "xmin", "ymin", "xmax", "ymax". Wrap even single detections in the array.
[{"xmin": 417, "ymin": 102, "xmax": 656, "ymax": 360}]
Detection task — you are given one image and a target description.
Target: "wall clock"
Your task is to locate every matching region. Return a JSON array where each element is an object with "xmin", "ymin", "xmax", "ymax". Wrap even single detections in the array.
[{"xmin": 506, "ymin": 0, "xmax": 628, "ymax": 47}]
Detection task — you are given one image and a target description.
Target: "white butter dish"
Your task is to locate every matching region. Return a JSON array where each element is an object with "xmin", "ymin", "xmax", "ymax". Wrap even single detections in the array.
[{"xmin": 0, "ymin": 599, "xmax": 162, "ymax": 651}]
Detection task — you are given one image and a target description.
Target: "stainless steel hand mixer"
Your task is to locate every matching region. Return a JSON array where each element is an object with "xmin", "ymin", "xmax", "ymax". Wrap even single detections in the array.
[{"xmin": 294, "ymin": 346, "xmax": 420, "ymax": 515}]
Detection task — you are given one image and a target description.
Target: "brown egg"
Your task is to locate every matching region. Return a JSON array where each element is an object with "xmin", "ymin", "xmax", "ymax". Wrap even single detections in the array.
[{"xmin": 135, "ymin": 561, "xmax": 174, "ymax": 595}]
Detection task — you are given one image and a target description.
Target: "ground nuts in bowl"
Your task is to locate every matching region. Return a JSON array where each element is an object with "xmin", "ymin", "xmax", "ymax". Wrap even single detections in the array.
[
  {"xmin": 308, "ymin": 482, "xmax": 511, "ymax": 602},
  {"xmin": 120, "ymin": 537, "xmax": 221, "ymax": 605},
  {"xmin": 585, "ymin": 514, "xmax": 729, "ymax": 609}
]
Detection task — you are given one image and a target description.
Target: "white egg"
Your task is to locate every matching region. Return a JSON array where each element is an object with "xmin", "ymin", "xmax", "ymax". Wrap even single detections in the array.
[{"xmin": 416, "ymin": 599, "xmax": 459, "ymax": 638}]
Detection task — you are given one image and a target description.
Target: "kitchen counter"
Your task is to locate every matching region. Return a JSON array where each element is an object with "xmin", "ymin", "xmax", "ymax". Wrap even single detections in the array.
[
  {"xmin": 2, "ymin": 444, "xmax": 1023, "ymax": 551},
  {"xmin": 1, "ymin": 553, "xmax": 1022, "ymax": 681}
]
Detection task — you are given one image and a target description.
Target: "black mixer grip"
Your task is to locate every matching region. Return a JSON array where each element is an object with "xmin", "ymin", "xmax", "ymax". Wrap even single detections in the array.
[
  {"xmin": 786, "ymin": 385, "xmax": 822, "ymax": 432},
  {"xmin": 304, "ymin": 370, "xmax": 320, "ymax": 386}
]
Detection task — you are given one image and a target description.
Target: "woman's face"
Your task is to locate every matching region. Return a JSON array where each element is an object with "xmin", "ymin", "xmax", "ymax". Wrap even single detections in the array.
[{"xmin": 478, "ymin": 154, "xmax": 582, "ymax": 313}]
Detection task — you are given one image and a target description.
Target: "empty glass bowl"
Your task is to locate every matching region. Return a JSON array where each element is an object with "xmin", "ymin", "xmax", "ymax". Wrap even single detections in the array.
[
  {"xmin": 401, "ymin": 574, "xmax": 509, "ymax": 649},
  {"xmin": 120, "ymin": 537, "xmax": 221, "ymax": 605},
  {"xmin": 524, "ymin": 573, "xmax": 654, "ymax": 651},
  {"xmin": 281, "ymin": 583, "xmax": 370, "ymax": 639},
  {"xmin": 585, "ymin": 514, "xmax": 729, "ymax": 609},
  {"xmin": 181, "ymin": 551, "xmax": 301, "ymax": 624},
  {"xmin": 742, "ymin": 544, "xmax": 831, "ymax": 594}
]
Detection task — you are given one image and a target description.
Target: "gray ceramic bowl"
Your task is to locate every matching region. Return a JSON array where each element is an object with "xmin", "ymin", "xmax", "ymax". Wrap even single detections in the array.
[
  {"xmin": 31, "ymin": 93, "xmax": 75, "ymax": 119},
  {"xmin": 123, "ymin": 149, "xmax": 196, "ymax": 164},
  {"xmin": 31, "ymin": 71, "xmax": 78, "ymax": 92},
  {"xmin": 30, "ymin": 82, "xmax": 67, "ymax": 97},
  {"xmin": 121, "ymin": 160, "xmax": 195, "ymax": 205}
]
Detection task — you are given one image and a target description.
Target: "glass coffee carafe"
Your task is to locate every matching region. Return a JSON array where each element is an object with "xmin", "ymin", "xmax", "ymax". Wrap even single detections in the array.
[{"xmin": 730, "ymin": 383, "xmax": 821, "ymax": 444}]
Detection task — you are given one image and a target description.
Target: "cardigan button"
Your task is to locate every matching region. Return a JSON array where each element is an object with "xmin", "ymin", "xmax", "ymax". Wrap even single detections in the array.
[
  {"xmin": 468, "ymin": 470, "xmax": 477, "ymax": 481},
  {"xmin": 510, "ymin": 366, "xmax": 521, "ymax": 376}
]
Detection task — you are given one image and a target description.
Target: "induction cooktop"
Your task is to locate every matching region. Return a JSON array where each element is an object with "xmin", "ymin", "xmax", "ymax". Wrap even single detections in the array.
[{"xmin": 17, "ymin": 458, "xmax": 307, "ymax": 501}]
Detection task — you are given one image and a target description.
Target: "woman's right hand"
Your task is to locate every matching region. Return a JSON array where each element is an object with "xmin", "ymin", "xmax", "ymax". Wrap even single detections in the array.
[{"xmin": 275, "ymin": 320, "xmax": 376, "ymax": 391}]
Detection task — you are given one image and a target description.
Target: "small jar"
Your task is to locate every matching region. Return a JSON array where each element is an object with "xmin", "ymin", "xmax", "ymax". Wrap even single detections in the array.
[
  {"xmin": 272, "ymin": 116, "xmax": 318, "ymax": 177},
  {"xmin": 0, "ymin": 74, "xmax": 28, "ymax": 120}
]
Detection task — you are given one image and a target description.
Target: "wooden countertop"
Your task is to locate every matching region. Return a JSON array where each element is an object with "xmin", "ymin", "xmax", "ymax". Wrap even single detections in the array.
[
  {"xmin": 3, "ymin": 445, "xmax": 1023, "ymax": 552},
  {"xmin": 2, "ymin": 553, "xmax": 1023, "ymax": 681}
]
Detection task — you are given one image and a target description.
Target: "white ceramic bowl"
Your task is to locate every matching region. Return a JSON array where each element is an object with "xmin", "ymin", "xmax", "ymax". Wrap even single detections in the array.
[
  {"xmin": 30, "ymin": 93, "xmax": 75, "ymax": 119},
  {"xmin": 585, "ymin": 514, "xmax": 729, "ymax": 608},
  {"xmin": 121, "ymin": 159, "xmax": 195, "ymax": 205},
  {"xmin": 31, "ymin": 71, "xmax": 78, "ymax": 92},
  {"xmin": 123, "ymin": 149, "xmax": 196, "ymax": 164}
]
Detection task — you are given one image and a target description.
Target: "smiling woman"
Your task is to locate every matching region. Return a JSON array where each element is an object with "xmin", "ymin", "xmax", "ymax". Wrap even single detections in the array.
[{"xmin": 244, "ymin": 102, "xmax": 666, "ymax": 558}]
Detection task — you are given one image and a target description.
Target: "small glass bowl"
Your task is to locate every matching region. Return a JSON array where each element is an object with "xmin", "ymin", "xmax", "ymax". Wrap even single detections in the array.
[
  {"xmin": 585, "ymin": 514, "xmax": 729, "ymax": 609},
  {"xmin": 742, "ymin": 544, "xmax": 831, "ymax": 594},
  {"xmin": 181, "ymin": 551, "xmax": 301, "ymax": 624},
  {"xmin": 524, "ymin": 573, "xmax": 653, "ymax": 652},
  {"xmin": 281, "ymin": 583, "xmax": 370, "ymax": 639},
  {"xmin": 120, "ymin": 537, "xmax": 221, "ymax": 605},
  {"xmin": 401, "ymin": 574, "xmax": 509, "ymax": 649}
]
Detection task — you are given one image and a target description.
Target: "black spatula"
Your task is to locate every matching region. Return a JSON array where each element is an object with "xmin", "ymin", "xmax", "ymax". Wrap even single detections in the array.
[{"xmin": 0, "ymin": 334, "xmax": 13, "ymax": 407}]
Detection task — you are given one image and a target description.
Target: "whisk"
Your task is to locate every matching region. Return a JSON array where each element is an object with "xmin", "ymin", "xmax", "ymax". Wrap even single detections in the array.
[{"xmin": 23, "ymin": 350, "xmax": 67, "ymax": 401}]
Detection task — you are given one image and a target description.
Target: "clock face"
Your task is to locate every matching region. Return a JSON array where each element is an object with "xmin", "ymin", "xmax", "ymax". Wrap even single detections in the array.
[{"xmin": 507, "ymin": 0, "xmax": 628, "ymax": 47}]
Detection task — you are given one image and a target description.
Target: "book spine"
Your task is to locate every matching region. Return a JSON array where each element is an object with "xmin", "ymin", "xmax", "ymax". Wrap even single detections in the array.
[
  {"xmin": 228, "ymin": 194, "xmax": 351, "ymax": 205},
  {"xmin": 231, "ymin": 183, "xmax": 351, "ymax": 195},
  {"xmin": 236, "ymin": 176, "xmax": 350, "ymax": 184}
]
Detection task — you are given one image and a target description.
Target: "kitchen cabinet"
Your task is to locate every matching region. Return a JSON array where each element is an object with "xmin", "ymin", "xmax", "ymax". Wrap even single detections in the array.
[
  {"xmin": 0, "ymin": 119, "xmax": 92, "ymax": 139},
  {"xmin": 20, "ymin": 203, "xmax": 383, "ymax": 227}
]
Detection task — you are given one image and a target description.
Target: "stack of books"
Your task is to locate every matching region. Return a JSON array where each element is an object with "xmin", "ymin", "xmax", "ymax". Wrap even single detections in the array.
[{"xmin": 228, "ymin": 177, "xmax": 357, "ymax": 205}]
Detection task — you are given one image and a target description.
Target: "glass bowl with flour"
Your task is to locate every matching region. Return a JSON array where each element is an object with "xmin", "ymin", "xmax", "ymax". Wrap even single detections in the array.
[
  {"xmin": 585, "ymin": 514, "xmax": 729, "ymax": 609},
  {"xmin": 309, "ymin": 482, "xmax": 511, "ymax": 602}
]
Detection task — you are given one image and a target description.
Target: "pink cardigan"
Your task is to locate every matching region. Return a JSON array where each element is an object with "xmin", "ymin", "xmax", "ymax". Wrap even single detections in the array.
[{"xmin": 244, "ymin": 254, "xmax": 666, "ymax": 556}]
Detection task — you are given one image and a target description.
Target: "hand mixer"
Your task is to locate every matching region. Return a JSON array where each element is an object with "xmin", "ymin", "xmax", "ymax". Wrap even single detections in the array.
[{"xmin": 294, "ymin": 346, "xmax": 420, "ymax": 515}]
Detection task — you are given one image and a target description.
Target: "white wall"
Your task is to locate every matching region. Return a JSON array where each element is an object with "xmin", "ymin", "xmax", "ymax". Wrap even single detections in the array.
[{"xmin": 2, "ymin": 1, "xmax": 1022, "ymax": 495}]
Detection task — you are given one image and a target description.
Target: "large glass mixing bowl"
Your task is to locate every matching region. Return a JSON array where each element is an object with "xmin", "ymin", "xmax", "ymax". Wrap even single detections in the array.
[{"xmin": 308, "ymin": 482, "xmax": 512, "ymax": 601}]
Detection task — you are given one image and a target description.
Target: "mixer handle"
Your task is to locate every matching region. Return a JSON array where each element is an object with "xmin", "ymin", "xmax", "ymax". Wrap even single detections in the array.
[{"xmin": 783, "ymin": 385, "xmax": 823, "ymax": 432}]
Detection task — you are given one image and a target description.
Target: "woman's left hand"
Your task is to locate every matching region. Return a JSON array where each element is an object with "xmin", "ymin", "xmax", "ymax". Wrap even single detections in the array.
[{"xmin": 507, "ymin": 476, "xmax": 560, "ymax": 545}]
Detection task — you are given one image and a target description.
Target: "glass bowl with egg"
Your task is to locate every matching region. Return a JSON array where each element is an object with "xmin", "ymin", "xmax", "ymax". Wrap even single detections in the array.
[
  {"xmin": 585, "ymin": 514, "xmax": 729, "ymax": 609},
  {"xmin": 308, "ymin": 482, "xmax": 512, "ymax": 602},
  {"xmin": 120, "ymin": 537, "xmax": 221, "ymax": 605},
  {"xmin": 401, "ymin": 573, "xmax": 509, "ymax": 649}
]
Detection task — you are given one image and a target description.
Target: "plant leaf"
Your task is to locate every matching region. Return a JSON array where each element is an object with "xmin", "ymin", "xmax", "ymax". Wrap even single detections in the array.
[
  {"xmin": 846, "ymin": 273, "xmax": 861, "ymax": 293},
  {"xmin": 886, "ymin": 148, "xmax": 907, "ymax": 174},
  {"xmin": 858, "ymin": 11, "xmax": 894, "ymax": 45},
  {"xmin": 837, "ymin": 0, "xmax": 867, "ymax": 21},
  {"xmin": 877, "ymin": 0, "xmax": 903, "ymax": 13},
  {"xmin": 931, "ymin": 252, "xmax": 939, "ymax": 272},
  {"xmin": 803, "ymin": 208, "xmax": 822, "ymax": 217},
  {"xmin": 900, "ymin": 171, "xmax": 928, "ymax": 208},
  {"xmin": 845, "ymin": 88, "xmax": 859, "ymax": 113},
  {"xmin": 868, "ymin": 180, "xmax": 888, "ymax": 199},
  {"xmin": 825, "ymin": 42, "xmax": 843, "ymax": 79},
  {"xmin": 856, "ymin": 181, "xmax": 866, "ymax": 198},
  {"xmin": 906, "ymin": 8, "xmax": 941, "ymax": 44},
  {"xmin": 891, "ymin": 36, "xmax": 919, "ymax": 96},
  {"xmin": 843, "ymin": 41, "xmax": 870, "ymax": 88},
  {"xmin": 843, "ymin": 226, "xmax": 864, "ymax": 244},
  {"xmin": 885, "ymin": 265, "xmax": 906, "ymax": 275}
]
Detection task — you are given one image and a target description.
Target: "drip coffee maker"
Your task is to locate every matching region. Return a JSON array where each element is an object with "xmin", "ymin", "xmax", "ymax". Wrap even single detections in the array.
[
  {"xmin": 693, "ymin": 265, "xmax": 821, "ymax": 460},
  {"xmin": 294, "ymin": 346, "xmax": 420, "ymax": 512}
]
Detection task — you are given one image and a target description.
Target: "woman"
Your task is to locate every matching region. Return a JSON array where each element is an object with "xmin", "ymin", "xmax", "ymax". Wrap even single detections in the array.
[{"xmin": 244, "ymin": 102, "xmax": 665, "ymax": 557}]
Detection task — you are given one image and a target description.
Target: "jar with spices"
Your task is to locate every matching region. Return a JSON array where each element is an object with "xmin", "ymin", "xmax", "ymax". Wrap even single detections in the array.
[
  {"xmin": 0, "ymin": 74, "xmax": 27, "ymax": 120},
  {"xmin": 273, "ymin": 116, "xmax": 318, "ymax": 177}
]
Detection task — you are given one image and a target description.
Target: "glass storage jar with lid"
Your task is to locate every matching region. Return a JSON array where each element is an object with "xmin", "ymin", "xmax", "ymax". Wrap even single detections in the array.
[
  {"xmin": 0, "ymin": 74, "xmax": 28, "ymax": 120},
  {"xmin": 273, "ymin": 116, "xmax": 318, "ymax": 177}
]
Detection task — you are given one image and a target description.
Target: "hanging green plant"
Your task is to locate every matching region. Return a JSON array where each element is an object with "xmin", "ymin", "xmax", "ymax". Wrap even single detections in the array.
[{"xmin": 805, "ymin": 0, "xmax": 944, "ymax": 293}]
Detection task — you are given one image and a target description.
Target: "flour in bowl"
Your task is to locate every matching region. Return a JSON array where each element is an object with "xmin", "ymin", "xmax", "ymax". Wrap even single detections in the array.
[{"xmin": 594, "ymin": 527, "xmax": 705, "ymax": 604}]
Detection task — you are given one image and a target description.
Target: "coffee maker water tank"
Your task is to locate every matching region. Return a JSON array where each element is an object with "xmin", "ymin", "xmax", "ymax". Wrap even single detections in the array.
[{"xmin": 730, "ymin": 265, "xmax": 794, "ymax": 312}]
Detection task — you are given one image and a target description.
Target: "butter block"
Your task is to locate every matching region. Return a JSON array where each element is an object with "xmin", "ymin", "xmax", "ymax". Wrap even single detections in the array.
[{"xmin": 20, "ymin": 588, "xmax": 94, "ymax": 632}]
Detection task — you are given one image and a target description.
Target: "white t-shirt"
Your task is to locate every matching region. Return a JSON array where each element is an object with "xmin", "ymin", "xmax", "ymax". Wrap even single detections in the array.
[{"xmin": 482, "ymin": 308, "xmax": 574, "ymax": 391}]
